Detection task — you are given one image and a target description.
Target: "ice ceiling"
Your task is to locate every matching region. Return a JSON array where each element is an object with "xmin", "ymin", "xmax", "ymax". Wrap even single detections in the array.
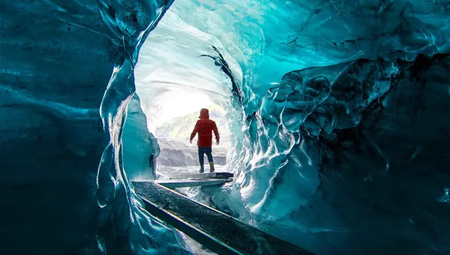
[{"xmin": 1, "ymin": 0, "xmax": 449, "ymax": 254}]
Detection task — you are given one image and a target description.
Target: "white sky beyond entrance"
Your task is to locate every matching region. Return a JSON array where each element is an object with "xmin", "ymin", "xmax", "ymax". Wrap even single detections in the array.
[{"xmin": 146, "ymin": 90, "xmax": 214, "ymax": 133}]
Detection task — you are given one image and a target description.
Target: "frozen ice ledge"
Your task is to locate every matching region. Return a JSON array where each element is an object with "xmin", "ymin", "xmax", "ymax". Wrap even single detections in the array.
[{"xmin": 132, "ymin": 181, "xmax": 315, "ymax": 255}]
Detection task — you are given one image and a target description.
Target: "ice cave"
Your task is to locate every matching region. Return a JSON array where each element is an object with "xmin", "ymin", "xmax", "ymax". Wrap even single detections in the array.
[{"xmin": 1, "ymin": 0, "xmax": 449, "ymax": 254}]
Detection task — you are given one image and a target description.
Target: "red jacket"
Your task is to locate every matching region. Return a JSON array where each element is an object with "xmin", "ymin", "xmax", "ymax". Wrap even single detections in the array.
[{"xmin": 190, "ymin": 108, "xmax": 220, "ymax": 147}]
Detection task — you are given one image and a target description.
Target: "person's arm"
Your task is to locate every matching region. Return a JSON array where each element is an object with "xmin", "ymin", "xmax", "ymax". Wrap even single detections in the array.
[
  {"xmin": 190, "ymin": 121, "xmax": 200, "ymax": 143},
  {"xmin": 212, "ymin": 121, "xmax": 220, "ymax": 145}
]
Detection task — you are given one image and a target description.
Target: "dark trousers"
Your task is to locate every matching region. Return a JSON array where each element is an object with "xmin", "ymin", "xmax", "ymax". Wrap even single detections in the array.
[{"xmin": 198, "ymin": 146, "xmax": 213, "ymax": 166}]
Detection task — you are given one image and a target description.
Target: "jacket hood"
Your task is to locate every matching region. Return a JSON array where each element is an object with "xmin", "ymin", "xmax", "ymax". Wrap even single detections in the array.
[{"xmin": 199, "ymin": 108, "xmax": 209, "ymax": 119}]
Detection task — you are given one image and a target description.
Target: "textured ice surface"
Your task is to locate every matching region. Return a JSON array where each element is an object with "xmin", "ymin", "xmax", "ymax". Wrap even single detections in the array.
[
  {"xmin": 122, "ymin": 94, "xmax": 159, "ymax": 179},
  {"xmin": 1, "ymin": 0, "xmax": 190, "ymax": 254},
  {"xmin": 242, "ymin": 55, "xmax": 450, "ymax": 255},
  {"xmin": 2, "ymin": 0, "xmax": 450, "ymax": 254}
]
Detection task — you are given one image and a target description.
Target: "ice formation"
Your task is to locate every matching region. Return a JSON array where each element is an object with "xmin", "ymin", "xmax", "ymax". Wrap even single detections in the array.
[
  {"xmin": 1, "ymin": 0, "xmax": 449, "ymax": 255},
  {"xmin": 1, "ymin": 0, "xmax": 190, "ymax": 254}
]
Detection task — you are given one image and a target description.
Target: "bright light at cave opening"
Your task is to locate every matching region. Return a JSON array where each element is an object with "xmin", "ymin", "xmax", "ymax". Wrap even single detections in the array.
[
  {"xmin": 137, "ymin": 86, "xmax": 232, "ymax": 176},
  {"xmin": 146, "ymin": 90, "xmax": 215, "ymax": 133},
  {"xmin": 132, "ymin": 2, "xmax": 240, "ymax": 176}
]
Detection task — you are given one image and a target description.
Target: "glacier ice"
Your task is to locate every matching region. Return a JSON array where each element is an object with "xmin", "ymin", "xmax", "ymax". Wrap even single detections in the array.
[
  {"xmin": 239, "ymin": 55, "xmax": 450, "ymax": 255},
  {"xmin": 1, "ymin": 0, "xmax": 191, "ymax": 254},
  {"xmin": 1, "ymin": 0, "xmax": 450, "ymax": 254},
  {"xmin": 122, "ymin": 94, "xmax": 159, "ymax": 180}
]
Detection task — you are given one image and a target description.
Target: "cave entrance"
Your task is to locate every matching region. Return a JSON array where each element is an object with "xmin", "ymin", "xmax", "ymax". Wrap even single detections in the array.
[
  {"xmin": 130, "ymin": 0, "xmax": 243, "ymax": 180},
  {"xmin": 138, "ymin": 86, "xmax": 231, "ymax": 177}
]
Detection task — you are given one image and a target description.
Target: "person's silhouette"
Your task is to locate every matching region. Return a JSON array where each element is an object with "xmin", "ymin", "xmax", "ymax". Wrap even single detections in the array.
[{"xmin": 190, "ymin": 108, "xmax": 220, "ymax": 173}]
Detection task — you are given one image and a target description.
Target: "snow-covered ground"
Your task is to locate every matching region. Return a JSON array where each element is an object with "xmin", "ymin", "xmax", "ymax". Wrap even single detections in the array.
[
  {"xmin": 157, "ymin": 137, "xmax": 228, "ymax": 167},
  {"xmin": 156, "ymin": 165, "xmax": 228, "ymax": 180}
]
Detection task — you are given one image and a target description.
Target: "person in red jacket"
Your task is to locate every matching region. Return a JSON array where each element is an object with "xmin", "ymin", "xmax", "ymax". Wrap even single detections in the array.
[{"xmin": 190, "ymin": 108, "xmax": 220, "ymax": 173}]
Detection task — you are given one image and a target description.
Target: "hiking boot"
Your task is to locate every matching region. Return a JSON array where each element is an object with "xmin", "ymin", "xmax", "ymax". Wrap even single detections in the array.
[
  {"xmin": 199, "ymin": 165, "xmax": 204, "ymax": 173},
  {"xmin": 209, "ymin": 162, "xmax": 215, "ymax": 173}
]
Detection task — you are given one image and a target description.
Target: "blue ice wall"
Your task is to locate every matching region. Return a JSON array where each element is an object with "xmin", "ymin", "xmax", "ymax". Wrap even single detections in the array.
[
  {"xmin": 0, "ymin": 0, "xmax": 189, "ymax": 254},
  {"xmin": 0, "ymin": 1, "xmax": 112, "ymax": 253},
  {"xmin": 240, "ymin": 55, "xmax": 450, "ymax": 255},
  {"xmin": 122, "ymin": 94, "xmax": 159, "ymax": 180}
]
